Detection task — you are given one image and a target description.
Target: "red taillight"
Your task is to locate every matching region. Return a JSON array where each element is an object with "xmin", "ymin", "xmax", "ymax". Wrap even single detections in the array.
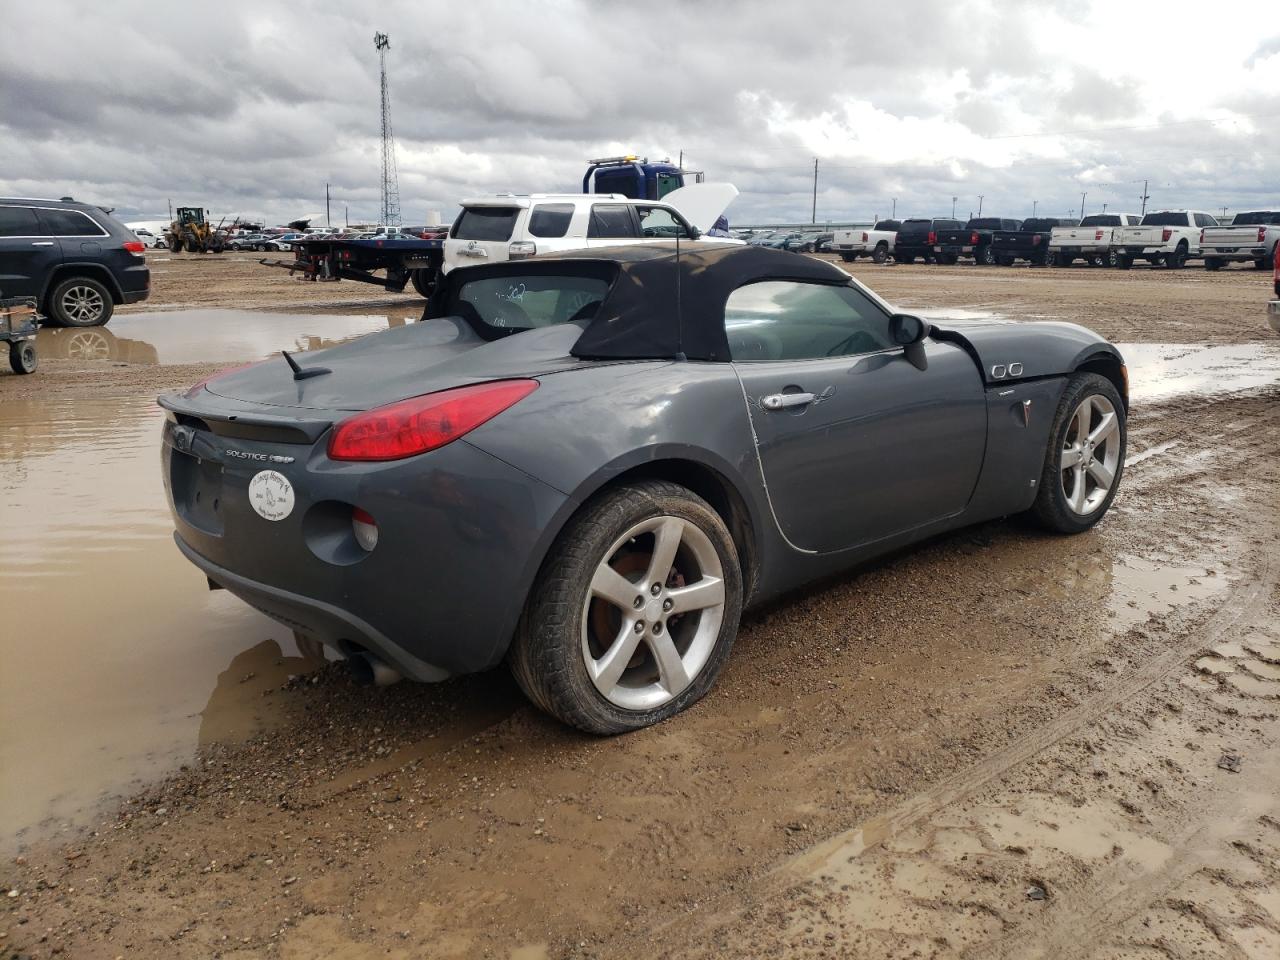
[
  {"xmin": 328, "ymin": 379, "xmax": 539, "ymax": 461},
  {"xmin": 927, "ymin": 231, "xmax": 937, "ymax": 244},
  {"xmin": 1095, "ymin": 230, "xmax": 1104, "ymax": 241},
  {"xmin": 970, "ymin": 232, "xmax": 979, "ymax": 245},
  {"xmin": 1032, "ymin": 235, "xmax": 1042, "ymax": 245},
  {"xmin": 1161, "ymin": 228, "xmax": 1172, "ymax": 243},
  {"xmin": 1259, "ymin": 227, "xmax": 1267, "ymax": 243},
  {"xmin": 1199, "ymin": 229, "xmax": 1205, "ymax": 244},
  {"xmin": 861, "ymin": 232, "xmax": 868, "ymax": 242},
  {"xmin": 123, "ymin": 240, "xmax": 146, "ymax": 253}
]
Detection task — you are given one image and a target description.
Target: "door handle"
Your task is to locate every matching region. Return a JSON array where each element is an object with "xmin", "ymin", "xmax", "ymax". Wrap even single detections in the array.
[
  {"xmin": 31, "ymin": 241, "xmax": 55, "ymax": 247},
  {"xmin": 761, "ymin": 392, "xmax": 816, "ymax": 410}
]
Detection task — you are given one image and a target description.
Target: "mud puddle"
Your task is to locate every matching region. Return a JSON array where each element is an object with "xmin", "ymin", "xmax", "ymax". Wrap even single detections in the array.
[
  {"xmin": 36, "ymin": 307, "xmax": 418, "ymax": 366},
  {"xmin": 1118, "ymin": 341, "xmax": 1280, "ymax": 402},
  {"xmin": 0, "ymin": 397, "xmax": 320, "ymax": 853}
]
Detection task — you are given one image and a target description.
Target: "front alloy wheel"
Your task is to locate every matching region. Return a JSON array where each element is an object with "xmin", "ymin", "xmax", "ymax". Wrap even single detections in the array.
[
  {"xmin": 1030, "ymin": 373, "xmax": 1126, "ymax": 533},
  {"xmin": 510, "ymin": 480, "xmax": 742, "ymax": 733}
]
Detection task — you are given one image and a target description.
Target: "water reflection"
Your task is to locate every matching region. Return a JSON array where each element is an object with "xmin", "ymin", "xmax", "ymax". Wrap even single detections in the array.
[
  {"xmin": 0, "ymin": 395, "xmax": 318, "ymax": 853},
  {"xmin": 37, "ymin": 307, "xmax": 418, "ymax": 366},
  {"xmin": 1116, "ymin": 342, "xmax": 1280, "ymax": 403}
]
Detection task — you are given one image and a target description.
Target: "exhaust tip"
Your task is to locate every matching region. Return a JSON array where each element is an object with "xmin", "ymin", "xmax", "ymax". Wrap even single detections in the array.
[{"xmin": 347, "ymin": 652, "xmax": 403, "ymax": 687}]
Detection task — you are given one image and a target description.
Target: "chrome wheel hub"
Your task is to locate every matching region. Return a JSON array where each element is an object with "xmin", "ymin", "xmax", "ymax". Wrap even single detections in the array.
[
  {"xmin": 581, "ymin": 515, "xmax": 725, "ymax": 711},
  {"xmin": 1060, "ymin": 394, "xmax": 1121, "ymax": 515},
  {"xmin": 60, "ymin": 285, "xmax": 105, "ymax": 324}
]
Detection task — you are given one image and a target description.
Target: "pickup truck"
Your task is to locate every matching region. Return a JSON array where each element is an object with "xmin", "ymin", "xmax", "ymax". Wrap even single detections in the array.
[
  {"xmin": 1049, "ymin": 214, "xmax": 1143, "ymax": 267},
  {"xmin": 990, "ymin": 217, "xmax": 1076, "ymax": 266},
  {"xmin": 833, "ymin": 220, "xmax": 899, "ymax": 263},
  {"xmin": 933, "ymin": 217, "xmax": 1022, "ymax": 265},
  {"xmin": 1200, "ymin": 211, "xmax": 1280, "ymax": 271},
  {"xmin": 893, "ymin": 217, "xmax": 962, "ymax": 264},
  {"xmin": 1113, "ymin": 210, "xmax": 1219, "ymax": 269}
]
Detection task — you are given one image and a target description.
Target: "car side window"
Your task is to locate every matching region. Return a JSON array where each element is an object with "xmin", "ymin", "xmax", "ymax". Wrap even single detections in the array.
[
  {"xmin": 528, "ymin": 203, "xmax": 575, "ymax": 239},
  {"xmin": 725, "ymin": 281, "xmax": 893, "ymax": 363},
  {"xmin": 587, "ymin": 204, "xmax": 639, "ymax": 239},
  {"xmin": 0, "ymin": 205, "xmax": 45, "ymax": 237},
  {"xmin": 36, "ymin": 208, "xmax": 107, "ymax": 237},
  {"xmin": 634, "ymin": 206, "xmax": 691, "ymax": 239}
]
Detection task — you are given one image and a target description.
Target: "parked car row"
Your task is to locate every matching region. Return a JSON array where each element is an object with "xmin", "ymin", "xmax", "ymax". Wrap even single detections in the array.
[
  {"xmin": 830, "ymin": 210, "xmax": 1280, "ymax": 270},
  {"xmin": 739, "ymin": 228, "xmax": 834, "ymax": 253}
]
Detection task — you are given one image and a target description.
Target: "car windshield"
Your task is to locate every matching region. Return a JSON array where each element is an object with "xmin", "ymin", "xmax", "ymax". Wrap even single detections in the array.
[{"xmin": 446, "ymin": 268, "xmax": 615, "ymax": 337}]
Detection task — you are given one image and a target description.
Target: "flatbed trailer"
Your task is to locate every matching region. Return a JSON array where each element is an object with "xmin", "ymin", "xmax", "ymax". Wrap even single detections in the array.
[{"xmin": 260, "ymin": 236, "xmax": 444, "ymax": 298}]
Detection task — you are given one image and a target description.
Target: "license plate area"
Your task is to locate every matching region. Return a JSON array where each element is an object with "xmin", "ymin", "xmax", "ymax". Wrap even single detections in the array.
[{"xmin": 171, "ymin": 447, "xmax": 225, "ymax": 535}]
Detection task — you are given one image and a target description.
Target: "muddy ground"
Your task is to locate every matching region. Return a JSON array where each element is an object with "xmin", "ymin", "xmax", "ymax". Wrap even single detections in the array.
[{"xmin": 1, "ymin": 254, "xmax": 1278, "ymax": 959}]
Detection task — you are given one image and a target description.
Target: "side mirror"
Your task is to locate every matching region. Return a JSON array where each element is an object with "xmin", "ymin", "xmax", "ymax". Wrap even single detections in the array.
[{"xmin": 889, "ymin": 313, "xmax": 930, "ymax": 371}]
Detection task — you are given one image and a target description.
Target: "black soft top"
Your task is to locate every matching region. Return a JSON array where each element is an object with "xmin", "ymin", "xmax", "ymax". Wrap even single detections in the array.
[{"xmin": 433, "ymin": 243, "xmax": 853, "ymax": 362}]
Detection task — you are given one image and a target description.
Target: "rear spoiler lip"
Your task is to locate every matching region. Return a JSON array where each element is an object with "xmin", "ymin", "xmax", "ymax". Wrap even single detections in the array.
[{"xmin": 157, "ymin": 390, "xmax": 344, "ymax": 445}]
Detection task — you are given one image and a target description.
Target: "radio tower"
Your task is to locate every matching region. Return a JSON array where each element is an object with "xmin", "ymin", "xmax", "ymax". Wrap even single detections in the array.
[{"xmin": 374, "ymin": 31, "xmax": 401, "ymax": 227}]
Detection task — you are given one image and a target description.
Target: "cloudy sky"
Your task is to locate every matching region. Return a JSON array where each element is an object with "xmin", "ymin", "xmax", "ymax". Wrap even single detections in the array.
[{"xmin": 3, "ymin": 0, "xmax": 1278, "ymax": 228}]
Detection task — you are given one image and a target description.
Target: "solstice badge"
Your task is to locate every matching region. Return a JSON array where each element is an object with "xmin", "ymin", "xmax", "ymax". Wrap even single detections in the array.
[{"xmin": 248, "ymin": 470, "xmax": 295, "ymax": 522}]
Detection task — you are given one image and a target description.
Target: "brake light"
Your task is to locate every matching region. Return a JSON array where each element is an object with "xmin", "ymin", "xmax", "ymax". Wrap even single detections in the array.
[
  {"xmin": 123, "ymin": 240, "xmax": 146, "ymax": 253},
  {"xmin": 1259, "ymin": 227, "xmax": 1267, "ymax": 243},
  {"xmin": 861, "ymin": 232, "xmax": 868, "ymax": 242},
  {"xmin": 970, "ymin": 232, "xmax": 980, "ymax": 245},
  {"xmin": 328, "ymin": 380, "xmax": 539, "ymax": 461},
  {"xmin": 1095, "ymin": 230, "xmax": 1104, "ymax": 242},
  {"xmin": 927, "ymin": 231, "xmax": 937, "ymax": 244},
  {"xmin": 1161, "ymin": 228, "xmax": 1173, "ymax": 243},
  {"xmin": 1199, "ymin": 229, "xmax": 1205, "ymax": 244},
  {"xmin": 1032, "ymin": 235, "xmax": 1042, "ymax": 245}
]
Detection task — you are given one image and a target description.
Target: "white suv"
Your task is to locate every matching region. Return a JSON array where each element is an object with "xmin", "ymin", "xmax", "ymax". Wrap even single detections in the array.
[{"xmin": 442, "ymin": 183, "xmax": 739, "ymax": 274}]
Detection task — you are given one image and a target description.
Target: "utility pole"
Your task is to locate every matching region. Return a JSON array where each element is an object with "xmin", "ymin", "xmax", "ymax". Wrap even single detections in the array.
[
  {"xmin": 891, "ymin": 198, "xmax": 896, "ymax": 218},
  {"xmin": 811, "ymin": 158, "xmax": 818, "ymax": 224},
  {"xmin": 1139, "ymin": 179, "xmax": 1149, "ymax": 216},
  {"xmin": 167, "ymin": 198, "xmax": 172, "ymax": 221},
  {"xmin": 678, "ymin": 149, "xmax": 683, "ymax": 169},
  {"xmin": 345, "ymin": 204, "xmax": 349, "ymax": 227},
  {"xmin": 374, "ymin": 31, "xmax": 401, "ymax": 227},
  {"xmin": 1080, "ymin": 191, "xmax": 1088, "ymax": 218},
  {"xmin": 1102, "ymin": 202, "xmax": 1107, "ymax": 213},
  {"xmin": 977, "ymin": 195, "xmax": 984, "ymax": 216},
  {"xmin": 1032, "ymin": 200, "xmax": 1038, "ymax": 217},
  {"xmin": 325, "ymin": 183, "xmax": 331, "ymax": 227},
  {"xmin": 951, "ymin": 196, "xmax": 957, "ymax": 217},
  {"xmin": 1221, "ymin": 205, "xmax": 1229, "ymax": 220}
]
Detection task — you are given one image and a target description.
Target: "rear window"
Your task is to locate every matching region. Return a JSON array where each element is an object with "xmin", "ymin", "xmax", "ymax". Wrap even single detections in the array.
[
  {"xmin": 452, "ymin": 206, "xmax": 521, "ymax": 242},
  {"xmin": 36, "ymin": 208, "xmax": 108, "ymax": 236},
  {"xmin": 933, "ymin": 219, "xmax": 962, "ymax": 230},
  {"xmin": 1023, "ymin": 218, "xmax": 1065, "ymax": 231},
  {"xmin": 527, "ymin": 204, "xmax": 575, "ymax": 239},
  {"xmin": 1231, "ymin": 212, "xmax": 1280, "ymax": 225},
  {"xmin": 1081, "ymin": 215, "xmax": 1121, "ymax": 227},
  {"xmin": 0, "ymin": 205, "xmax": 44, "ymax": 237},
  {"xmin": 967, "ymin": 218, "xmax": 1002, "ymax": 230},
  {"xmin": 446, "ymin": 267, "xmax": 614, "ymax": 337},
  {"xmin": 874, "ymin": 220, "xmax": 901, "ymax": 231},
  {"xmin": 1139, "ymin": 212, "xmax": 1188, "ymax": 227},
  {"xmin": 898, "ymin": 219, "xmax": 932, "ymax": 234}
]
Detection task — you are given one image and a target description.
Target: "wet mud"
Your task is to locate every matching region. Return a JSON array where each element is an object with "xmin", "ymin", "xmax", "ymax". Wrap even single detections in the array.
[{"xmin": 1, "ymin": 256, "xmax": 1278, "ymax": 958}]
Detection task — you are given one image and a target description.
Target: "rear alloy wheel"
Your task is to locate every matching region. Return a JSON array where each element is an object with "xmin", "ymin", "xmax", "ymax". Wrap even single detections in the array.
[
  {"xmin": 8, "ymin": 341, "xmax": 37, "ymax": 374},
  {"xmin": 872, "ymin": 243, "xmax": 888, "ymax": 264},
  {"xmin": 47, "ymin": 276, "xmax": 113, "ymax": 327},
  {"xmin": 977, "ymin": 245, "xmax": 996, "ymax": 266},
  {"xmin": 1030, "ymin": 373, "xmax": 1126, "ymax": 534},
  {"xmin": 509, "ymin": 480, "xmax": 742, "ymax": 734}
]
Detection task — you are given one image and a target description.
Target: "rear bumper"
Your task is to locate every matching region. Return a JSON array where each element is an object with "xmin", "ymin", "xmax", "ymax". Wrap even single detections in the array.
[
  {"xmin": 1202, "ymin": 246, "xmax": 1268, "ymax": 258},
  {"xmin": 933, "ymin": 244, "xmax": 974, "ymax": 255},
  {"xmin": 122, "ymin": 287, "xmax": 150, "ymax": 305}
]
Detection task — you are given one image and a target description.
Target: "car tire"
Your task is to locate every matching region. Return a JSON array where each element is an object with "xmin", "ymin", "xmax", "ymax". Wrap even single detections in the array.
[
  {"xmin": 509, "ymin": 479, "xmax": 743, "ymax": 734},
  {"xmin": 839, "ymin": 253, "xmax": 855, "ymax": 263},
  {"xmin": 1116, "ymin": 255, "xmax": 1133, "ymax": 270},
  {"xmin": 1167, "ymin": 244, "xmax": 1187, "ymax": 269},
  {"xmin": 1029, "ymin": 372, "xmax": 1126, "ymax": 535},
  {"xmin": 1204, "ymin": 257, "xmax": 1222, "ymax": 271},
  {"xmin": 8, "ymin": 341, "xmax": 37, "ymax": 375},
  {"xmin": 46, "ymin": 276, "xmax": 113, "ymax": 327},
  {"xmin": 410, "ymin": 267, "xmax": 437, "ymax": 298},
  {"xmin": 871, "ymin": 243, "xmax": 888, "ymax": 264},
  {"xmin": 1255, "ymin": 257, "xmax": 1270, "ymax": 270},
  {"xmin": 977, "ymin": 245, "xmax": 996, "ymax": 266}
]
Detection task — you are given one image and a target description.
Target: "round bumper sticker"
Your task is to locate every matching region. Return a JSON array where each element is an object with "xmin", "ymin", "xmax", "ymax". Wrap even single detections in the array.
[{"xmin": 248, "ymin": 470, "xmax": 295, "ymax": 522}]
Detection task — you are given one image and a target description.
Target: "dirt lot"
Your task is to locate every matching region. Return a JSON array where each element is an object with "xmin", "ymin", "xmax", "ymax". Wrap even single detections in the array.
[{"xmin": 2, "ymin": 254, "xmax": 1278, "ymax": 959}]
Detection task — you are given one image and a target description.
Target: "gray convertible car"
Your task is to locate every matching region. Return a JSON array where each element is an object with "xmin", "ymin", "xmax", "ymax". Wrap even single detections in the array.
[{"xmin": 160, "ymin": 244, "xmax": 1127, "ymax": 733}]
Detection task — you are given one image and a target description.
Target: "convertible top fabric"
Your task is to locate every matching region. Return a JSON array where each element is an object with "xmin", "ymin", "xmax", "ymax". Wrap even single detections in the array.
[{"xmin": 434, "ymin": 243, "xmax": 853, "ymax": 362}]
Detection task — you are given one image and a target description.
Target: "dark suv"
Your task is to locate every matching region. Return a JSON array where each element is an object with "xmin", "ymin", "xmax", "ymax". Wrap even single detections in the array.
[
  {"xmin": 893, "ymin": 217, "xmax": 963, "ymax": 264},
  {"xmin": 0, "ymin": 197, "xmax": 150, "ymax": 326}
]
